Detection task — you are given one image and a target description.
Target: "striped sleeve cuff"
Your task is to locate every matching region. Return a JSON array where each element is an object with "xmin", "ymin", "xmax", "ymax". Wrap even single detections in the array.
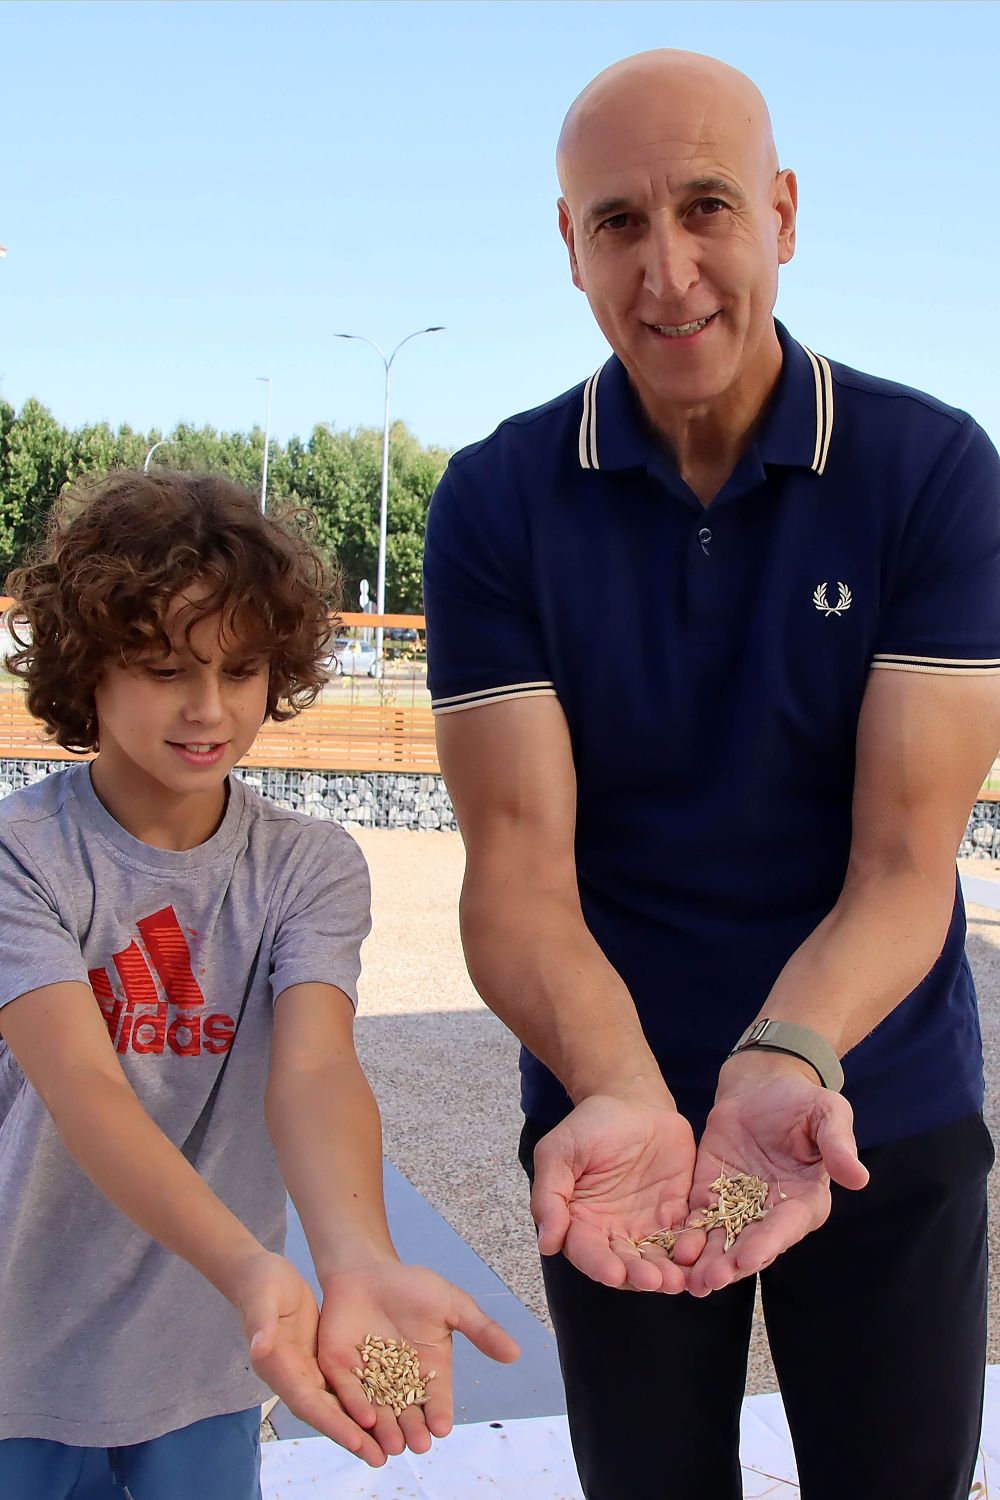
[
  {"xmin": 871, "ymin": 653, "xmax": 1000, "ymax": 675},
  {"xmin": 431, "ymin": 681, "xmax": 558, "ymax": 715}
]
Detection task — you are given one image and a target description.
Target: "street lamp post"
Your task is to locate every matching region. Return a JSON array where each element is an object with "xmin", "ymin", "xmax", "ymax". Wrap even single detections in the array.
[
  {"xmin": 143, "ymin": 440, "xmax": 172, "ymax": 473},
  {"xmin": 334, "ymin": 327, "xmax": 444, "ymax": 674},
  {"xmin": 256, "ymin": 376, "xmax": 272, "ymax": 512}
]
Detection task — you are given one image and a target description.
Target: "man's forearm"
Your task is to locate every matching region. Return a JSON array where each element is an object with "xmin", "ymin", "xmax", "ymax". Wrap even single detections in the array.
[
  {"xmin": 266, "ymin": 1060, "xmax": 398, "ymax": 1283},
  {"xmin": 461, "ymin": 881, "xmax": 670, "ymax": 1107},
  {"xmin": 43, "ymin": 1065, "xmax": 264, "ymax": 1301},
  {"xmin": 742, "ymin": 861, "xmax": 957, "ymax": 1059}
]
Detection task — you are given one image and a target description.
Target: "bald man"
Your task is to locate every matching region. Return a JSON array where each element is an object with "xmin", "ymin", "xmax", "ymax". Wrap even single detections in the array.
[{"xmin": 424, "ymin": 50, "xmax": 1000, "ymax": 1500}]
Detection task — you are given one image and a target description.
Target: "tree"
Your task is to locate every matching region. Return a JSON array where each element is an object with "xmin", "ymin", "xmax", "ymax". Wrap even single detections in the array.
[
  {"xmin": 0, "ymin": 399, "xmax": 72, "ymax": 575},
  {"xmin": 0, "ymin": 398, "xmax": 450, "ymax": 608}
]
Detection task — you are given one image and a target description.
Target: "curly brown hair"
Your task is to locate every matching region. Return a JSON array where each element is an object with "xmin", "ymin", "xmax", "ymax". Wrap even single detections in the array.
[{"xmin": 4, "ymin": 470, "xmax": 339, "ymax": 753}]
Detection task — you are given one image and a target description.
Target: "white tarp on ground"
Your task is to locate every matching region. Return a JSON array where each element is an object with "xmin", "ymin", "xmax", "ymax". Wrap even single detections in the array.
[{"xmin": 261, "ymin": 1368, "xmax": 1000, "ymax": 1497}]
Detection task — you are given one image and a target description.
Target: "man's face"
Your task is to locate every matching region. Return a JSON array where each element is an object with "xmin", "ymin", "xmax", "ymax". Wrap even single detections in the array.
[
  {"xmin": 558, "ymin": 81, "xmax": 796, "ymax": 411},
  {"xmin": 93, "ymin": 588, "xmax": 270, "ymax": 799}
]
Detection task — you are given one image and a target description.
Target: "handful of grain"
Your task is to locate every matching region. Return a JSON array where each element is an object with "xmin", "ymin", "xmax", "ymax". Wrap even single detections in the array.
[
  {"xmin": 689, "ymin": 1169, "xmax": 770, "ymax": 1250},
  {"xmin": 631, "ymin": 1169, "xmax": 773, "ymax": 1258},
  {"xmin": 351, "ymin": 1334, "xmax": 437, "ymax": 1417}
]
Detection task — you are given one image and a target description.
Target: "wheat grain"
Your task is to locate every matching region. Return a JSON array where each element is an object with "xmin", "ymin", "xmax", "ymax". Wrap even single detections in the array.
[
  {"xmin": 690, "ymin": 1170, "xmax": 770, "ymax": 1250},
  {"xmin": 353, "ymin": 1334, "xmax": 437, "ymax": 1417},
  {"xmin": 630, "ymin": 1170, "xmax": 773, "ymax": 1258}
]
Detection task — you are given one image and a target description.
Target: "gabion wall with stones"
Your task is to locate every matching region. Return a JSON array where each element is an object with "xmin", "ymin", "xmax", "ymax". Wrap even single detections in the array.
[
  {"xmin": 0, "ymin": 760, "xmax": 459, "ymax": 832},
  {"xmin": 2, "ymin": 760, "xmax": 998, "ymax": 853},
  {"xmin": 963, "ymin": 799, "xmax": 1000, "ymax": 860},
  {"xmin": 233, "ymin": 768, "xmax": 457, "ymax": 831}
]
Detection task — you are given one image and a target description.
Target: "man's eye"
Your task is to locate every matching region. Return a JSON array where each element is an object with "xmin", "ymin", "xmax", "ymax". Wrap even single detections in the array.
[
  {"xmin": 600, "ymin": 213, "xmax": 631, "ymax": 231},
  {"xmin": 693, "ymin": 198, "xmax": 728, "ymax": 217}
]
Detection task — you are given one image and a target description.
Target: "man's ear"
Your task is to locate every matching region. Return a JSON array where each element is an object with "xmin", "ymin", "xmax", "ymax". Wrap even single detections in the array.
[
  {"xmin": 775, "ymin": 169, "xmax": 797, "ymax": 265},
  {"xmin": 558, "ymin": 198, "xmax": 584, "ymax": 291}
]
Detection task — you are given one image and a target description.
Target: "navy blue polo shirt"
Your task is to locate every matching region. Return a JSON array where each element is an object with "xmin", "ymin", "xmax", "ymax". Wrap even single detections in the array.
[{"xmin": 423, "ymin": 321, "xmax": 1000, "ymax": 1147}]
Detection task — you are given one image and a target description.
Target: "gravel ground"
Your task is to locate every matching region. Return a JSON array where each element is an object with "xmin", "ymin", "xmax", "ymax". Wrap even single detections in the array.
[{"xmin": 353, "ymin": 830, "xmax": 1000, "ymax": 1397}]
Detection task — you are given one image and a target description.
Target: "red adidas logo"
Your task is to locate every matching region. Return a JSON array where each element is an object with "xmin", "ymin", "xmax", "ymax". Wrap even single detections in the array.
[{"xmin": 89, "ymin": 906, "xmax": 235, "ymax": 1058}]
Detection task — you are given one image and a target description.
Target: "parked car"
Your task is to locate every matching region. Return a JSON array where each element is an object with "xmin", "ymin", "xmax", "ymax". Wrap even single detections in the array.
[
  {"xmin": 383, "ymin": 626, "xmax": 422, "ymax": 660},
  {"xmin": 325, "ymin": 636, "xmax": 378, "ymax": 678}
]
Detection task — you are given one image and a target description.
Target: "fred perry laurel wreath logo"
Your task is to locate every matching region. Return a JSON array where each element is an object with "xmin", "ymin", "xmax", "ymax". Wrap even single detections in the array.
[{"xmin": 812, "ymin": 581, "xmax": 852, "ymax": 617}]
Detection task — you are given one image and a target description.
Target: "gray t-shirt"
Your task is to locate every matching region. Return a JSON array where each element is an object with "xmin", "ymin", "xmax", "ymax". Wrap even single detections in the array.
[{"xmin": 0, "ymin": 764, "xmax": 371, "ymax": 1445}]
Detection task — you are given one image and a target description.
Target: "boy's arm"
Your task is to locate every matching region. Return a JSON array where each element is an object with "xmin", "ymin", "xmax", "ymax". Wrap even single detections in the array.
[
  {"xmin": 0, "ymin": 980, "xmax": 386, "ymax": 1465},
  {"xmin": 266, "ymin": 984, "xmax": 395, "ymax": 1278},
  {"xmin": 267, "ymin": 982, "xmax": 519, "ymax": 1454}
]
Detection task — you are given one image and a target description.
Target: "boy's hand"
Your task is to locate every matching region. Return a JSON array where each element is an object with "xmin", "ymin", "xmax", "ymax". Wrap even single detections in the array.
[
  {"xmin": 234, "ymin": 1250, "xmax": 387, "ymax": 1467},
  {"xmin": 316, "ymin": 1262, "xmax": 520, "ymax": 1458}
]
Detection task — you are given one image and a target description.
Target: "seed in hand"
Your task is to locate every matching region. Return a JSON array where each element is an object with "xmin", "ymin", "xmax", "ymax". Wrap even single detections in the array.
[
  {"xmin": 689, "ymin": 1170, "xmax": 770, "ymax": 1250},
  {"xmin": 350, "ymin": 1334, "xmax": 437, "ymax": 1417},
  {"xmin": 631, "ymin": 1228, "xmax": 679, "ymax": 1257}
]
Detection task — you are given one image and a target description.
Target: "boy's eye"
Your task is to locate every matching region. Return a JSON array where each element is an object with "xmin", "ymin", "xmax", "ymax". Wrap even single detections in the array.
[
  {"xmin": 144, "ymin": 666, "xmax": 181, "ymax": 681},
  {"xmin": 225, "ymin": 662, "xmax": 265, "ymax": 680}
]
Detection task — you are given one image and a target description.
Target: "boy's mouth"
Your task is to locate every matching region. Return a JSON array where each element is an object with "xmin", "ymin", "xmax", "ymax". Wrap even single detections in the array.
[{"xmin": 167, "ymin": 741, "xmax": 229, "ymax": 768}]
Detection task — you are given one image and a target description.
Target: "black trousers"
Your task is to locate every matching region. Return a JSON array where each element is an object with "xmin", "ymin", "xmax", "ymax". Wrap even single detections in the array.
[{"xmin": 519, "ymin": 1112, "xmax": 994, "ymax": 1500}]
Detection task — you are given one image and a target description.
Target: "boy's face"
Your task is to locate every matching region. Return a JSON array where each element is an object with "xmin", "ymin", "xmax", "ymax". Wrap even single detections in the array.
[{"xmin": 93, "ymin": 588, "xmax": 270, "ymax": 796}]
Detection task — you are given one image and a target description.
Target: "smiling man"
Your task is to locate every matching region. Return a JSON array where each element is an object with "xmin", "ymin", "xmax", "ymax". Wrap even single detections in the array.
[{"xmin": 424, "ymin": 49, "xmax": 1000, "ymax": 1500}]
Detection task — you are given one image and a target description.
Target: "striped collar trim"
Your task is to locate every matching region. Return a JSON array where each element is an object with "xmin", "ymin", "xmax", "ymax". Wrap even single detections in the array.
[
  {"xmin": 577, "ymin": 332, "xmax": 836, "ymax": 476},
  {"xmin": 578, "ymin": 365, "xmax": 603, "ymax": 470},
  {"xmin": 801, "ymin": 345, "xmax": 834, "ymax": 476}
]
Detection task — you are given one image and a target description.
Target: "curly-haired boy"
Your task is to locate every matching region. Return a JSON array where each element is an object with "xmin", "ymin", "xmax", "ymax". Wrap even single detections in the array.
[{"xmin": 0, "ymin": 471, "xmax": 517, "ymax": 1500}]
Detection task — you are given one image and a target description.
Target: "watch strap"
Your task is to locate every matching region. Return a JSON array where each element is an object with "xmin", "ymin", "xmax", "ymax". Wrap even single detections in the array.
[{"xmin": 729, "ymin": 1018, "xmax": 844, "ymax": 1092}]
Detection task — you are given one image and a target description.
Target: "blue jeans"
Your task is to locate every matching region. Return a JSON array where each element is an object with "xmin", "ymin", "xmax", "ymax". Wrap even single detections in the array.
[{"xmin": 0, "ymin": 1407, "xmax": 262, "ymax": 1500}]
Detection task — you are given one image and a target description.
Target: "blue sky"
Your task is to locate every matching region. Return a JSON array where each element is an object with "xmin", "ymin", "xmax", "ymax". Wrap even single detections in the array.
[{"xmin": 1, "ymin": 0, "xmax": 998, "ymax": 453}]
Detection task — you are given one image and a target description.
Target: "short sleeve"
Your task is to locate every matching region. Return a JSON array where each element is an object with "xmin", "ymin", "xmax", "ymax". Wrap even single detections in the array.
[
  {"xmin": 0, "ymin": 838, "xmax": 89, "ymax": 1009},
  {"xmin": 269, "ymin": 826, "xmax": 372, "ymax": 1008},
  {"xmin": 872, "ymin": 418, "xmax": 1000, "ymax": 676},
  {"xmin": 423, "ymin": 460, "xmax": 556, "ymax": 715}
]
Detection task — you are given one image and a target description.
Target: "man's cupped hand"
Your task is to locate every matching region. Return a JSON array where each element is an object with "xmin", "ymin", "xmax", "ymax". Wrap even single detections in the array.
[{"xmin": 530, "ymin": 1071, "xmax": 868, "ymax": 1295}]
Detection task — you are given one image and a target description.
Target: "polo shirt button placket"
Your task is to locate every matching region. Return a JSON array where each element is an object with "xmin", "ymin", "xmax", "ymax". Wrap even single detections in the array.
[{"xmin": 698, "ymin": 526, "xmax": 713, "ymax": 556}]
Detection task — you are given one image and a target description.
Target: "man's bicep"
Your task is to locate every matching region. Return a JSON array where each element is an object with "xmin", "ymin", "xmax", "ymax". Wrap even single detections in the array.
[
  {"xmin": 0, "ymin": 980, "xmax": 124, "ymax": 1103},
  {"xmin": 851, "ymin": 668, "xmax": 1000, "ymax": 869},
  {"xmin": 436, "ymin": 695, "xmax": 579, "ymax": 878}
]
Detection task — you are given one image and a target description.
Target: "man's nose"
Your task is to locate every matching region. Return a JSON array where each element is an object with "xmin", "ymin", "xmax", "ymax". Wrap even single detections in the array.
[{"xmin": 642, "ymin": 218, "xmax": 699, "ymax": 302}]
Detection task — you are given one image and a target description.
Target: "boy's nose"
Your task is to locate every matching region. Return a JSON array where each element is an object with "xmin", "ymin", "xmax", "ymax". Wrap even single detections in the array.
[{"xmin": 182, "ymin": 676, "xmax": 225, "ymax": 725}]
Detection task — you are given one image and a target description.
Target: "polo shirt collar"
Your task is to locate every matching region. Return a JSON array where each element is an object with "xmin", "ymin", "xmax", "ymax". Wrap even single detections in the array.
[{"xmin": 577, "ymin": 320, "xmax": 835, "ymax": 478}]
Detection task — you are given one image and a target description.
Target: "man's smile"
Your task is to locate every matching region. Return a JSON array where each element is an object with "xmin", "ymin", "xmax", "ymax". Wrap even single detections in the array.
[{"xmin": 646, "ymin": 311, "xmax": 719, "ymax": 339}]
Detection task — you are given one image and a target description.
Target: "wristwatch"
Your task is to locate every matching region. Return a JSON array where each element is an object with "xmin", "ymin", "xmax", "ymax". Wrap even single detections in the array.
[{"xmin": 728, "ymin": 1018, "xmax": 844, "ymax": 1093}]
